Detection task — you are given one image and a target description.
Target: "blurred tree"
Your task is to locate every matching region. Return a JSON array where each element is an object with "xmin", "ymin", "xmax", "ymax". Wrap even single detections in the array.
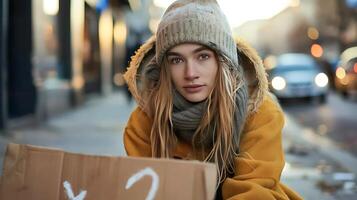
[{"xmin": 337, "ymin": 0, "xmax": 357, "ymax": 50}]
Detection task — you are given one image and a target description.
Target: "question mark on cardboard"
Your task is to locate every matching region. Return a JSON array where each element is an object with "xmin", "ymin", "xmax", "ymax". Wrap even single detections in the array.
[{"xmin": 125, "ymin": 167, "xmax": 159, "ymax": 200}]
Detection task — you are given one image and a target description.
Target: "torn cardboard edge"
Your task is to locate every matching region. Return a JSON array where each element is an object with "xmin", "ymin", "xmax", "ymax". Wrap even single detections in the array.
[{"xmin": 0, "ymin": 143, "xmax": 217, "ymax": 200}]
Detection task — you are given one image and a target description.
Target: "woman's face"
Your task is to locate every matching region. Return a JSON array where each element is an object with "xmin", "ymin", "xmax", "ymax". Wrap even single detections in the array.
[{"xmin": 167, "ymin": 43, "xmax": 218, "ymax": 102}]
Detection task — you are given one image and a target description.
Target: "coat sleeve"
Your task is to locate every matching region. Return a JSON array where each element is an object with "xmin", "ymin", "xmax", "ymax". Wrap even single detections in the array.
[
  {"xmin": 222, "ymin": 96, "xmax": 302, "ymax": 200},
  {"xmin": 123, "ymin": 107, "xmax": 153, "ymax": 157}
]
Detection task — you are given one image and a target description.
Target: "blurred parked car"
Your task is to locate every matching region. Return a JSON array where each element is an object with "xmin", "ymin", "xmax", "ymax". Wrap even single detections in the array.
[
  {"xmin": 335, "ymin": 46, "xmax": 357, "ymax": 98},
  {"xmin": 268, "ymin": 53, "xmax": 329, "ymax": 103}
]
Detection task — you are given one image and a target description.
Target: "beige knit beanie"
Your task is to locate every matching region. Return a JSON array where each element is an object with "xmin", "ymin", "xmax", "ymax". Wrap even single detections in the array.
[{"xmin": 155, "ymin": 0, "xmax": 238, "ymax": 67}]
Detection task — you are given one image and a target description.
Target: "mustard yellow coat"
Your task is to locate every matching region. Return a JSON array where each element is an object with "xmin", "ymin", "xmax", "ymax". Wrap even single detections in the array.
[
  {"xmin": 124, "ymin": 95, "xmax": 302, "ymax": 200},
  {"xmin": 123, "ymin": 35, "xmax": 302, "ymax": 199}
]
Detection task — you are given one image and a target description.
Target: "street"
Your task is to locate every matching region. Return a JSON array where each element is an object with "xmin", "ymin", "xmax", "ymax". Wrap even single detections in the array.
[
  {"xmin": 283, "ymin": 92, "xmax": 357, "ymax": 156},
  {"xmin": 280, "ymin": 91, "xmax": 357, "ymax": 200}
]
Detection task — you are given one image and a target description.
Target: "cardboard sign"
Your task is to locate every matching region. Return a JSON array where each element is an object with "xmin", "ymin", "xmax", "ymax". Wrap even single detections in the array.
[{"xmin": 0, "ymin": 143, "xmax": 217, "ymax": 200}]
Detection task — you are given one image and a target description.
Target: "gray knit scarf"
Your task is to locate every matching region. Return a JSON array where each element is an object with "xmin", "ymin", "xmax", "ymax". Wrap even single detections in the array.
[{"xmin": 172, "ymin": 86, "xmax": 248, "ymax": 152}]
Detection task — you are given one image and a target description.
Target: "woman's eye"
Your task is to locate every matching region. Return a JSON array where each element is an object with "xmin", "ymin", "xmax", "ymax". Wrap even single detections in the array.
[
  {"xmin": 198, "ymin": 53, "xmax": 210, "ymax": 60},
  {"xmin": 169, "ymin": 57, "xmax": 183, "ymax": 64}
]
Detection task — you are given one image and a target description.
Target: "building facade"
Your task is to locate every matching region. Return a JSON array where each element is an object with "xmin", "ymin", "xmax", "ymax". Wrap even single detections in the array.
[{"xmin": 0, "ymin": 0, "xmax": 132, "ymax": 132}]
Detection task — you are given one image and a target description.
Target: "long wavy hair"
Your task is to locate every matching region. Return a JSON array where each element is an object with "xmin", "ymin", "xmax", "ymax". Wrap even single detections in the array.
[{"xmin": 145, "ymin": 51, "xmax": 246, "ymax": 184}]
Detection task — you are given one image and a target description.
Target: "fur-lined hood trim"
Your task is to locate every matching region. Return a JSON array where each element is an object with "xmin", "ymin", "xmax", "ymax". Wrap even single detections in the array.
[{"xmin": 124, "ymin": 35, "xmax": 269, "ymax": 115}]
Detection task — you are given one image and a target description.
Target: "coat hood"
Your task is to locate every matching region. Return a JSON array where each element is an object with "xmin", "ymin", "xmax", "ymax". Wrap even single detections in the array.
[{"xmin": 124, "ymin": 35, "xmax": 269, "ymax": 115}]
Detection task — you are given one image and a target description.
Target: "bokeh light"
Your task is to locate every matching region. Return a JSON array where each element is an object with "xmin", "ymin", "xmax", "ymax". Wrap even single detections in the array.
[
  {"xmin": 43, "ymin": 0, "xmax": 59, "ymax": 15},
  {"xmin": 114, "ymin": 21, "xmax": 127, "ymax": 45},
  {"xmin": 114, "ymin": 73, "xmax": 126, "ymax": 86},
  {"xmin": 307, "ymin": 27, "xmax": 319, "ymax": 40},
  {"xmin": 264, "ymin": 55, "xmax": 277, "ymax": 70},
  {"xmin": 336, "ymin": 67, "xmax": 346, "ymax": 79},
  {"xmin": 311, "ymin": 44, "xmax": 323, "ymax": 58}
]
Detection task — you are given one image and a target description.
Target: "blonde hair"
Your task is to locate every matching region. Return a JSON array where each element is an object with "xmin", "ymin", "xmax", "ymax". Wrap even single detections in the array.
[{"xmin": 145, "ymin": 52, "xmax": 245, "ymax": 184}]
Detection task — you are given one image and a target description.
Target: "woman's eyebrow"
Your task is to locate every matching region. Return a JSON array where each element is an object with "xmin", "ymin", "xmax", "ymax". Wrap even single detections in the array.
[
  {"xmin": 166, "ymin": 51, "xmax": 181, "ymax": 57},
  {"xmin": 192, "ymin": 46, "xmax": 210, "ymax": 53}
]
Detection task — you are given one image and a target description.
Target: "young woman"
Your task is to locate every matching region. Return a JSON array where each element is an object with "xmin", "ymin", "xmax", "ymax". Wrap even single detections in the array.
[{"xmin": 123, "ymin": 0, "xmax": 302, "ymax": 199}]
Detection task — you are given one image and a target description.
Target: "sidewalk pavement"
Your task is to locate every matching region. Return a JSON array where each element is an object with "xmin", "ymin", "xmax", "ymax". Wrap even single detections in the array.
[
  {"xmin": 0, "ymin": 92, "xmax": 136, "ymax": 166},
  {"xmin": 0, "ymin": 92, "xmax": 356, "ymax": 199}
]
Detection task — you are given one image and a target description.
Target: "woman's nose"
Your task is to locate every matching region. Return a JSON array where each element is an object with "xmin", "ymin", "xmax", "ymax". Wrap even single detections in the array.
[{"xmin": 184, "ymin": 60, "xmax": 199, "ymax": 80}]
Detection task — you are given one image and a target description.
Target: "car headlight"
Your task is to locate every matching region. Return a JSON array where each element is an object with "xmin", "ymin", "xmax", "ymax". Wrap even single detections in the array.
[
  {"xmin": 315, "ymin": 73, "xmax": 328, "ymax": 87},
  {"xmin": 272, "ymin": 76, "xmax": 286, "ymax": 90}
]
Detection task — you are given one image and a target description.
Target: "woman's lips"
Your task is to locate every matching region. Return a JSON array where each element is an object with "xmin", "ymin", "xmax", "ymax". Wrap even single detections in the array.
[{"xmin": 183, "ymin": 84, "xmax": 205, "ymax": 93}]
